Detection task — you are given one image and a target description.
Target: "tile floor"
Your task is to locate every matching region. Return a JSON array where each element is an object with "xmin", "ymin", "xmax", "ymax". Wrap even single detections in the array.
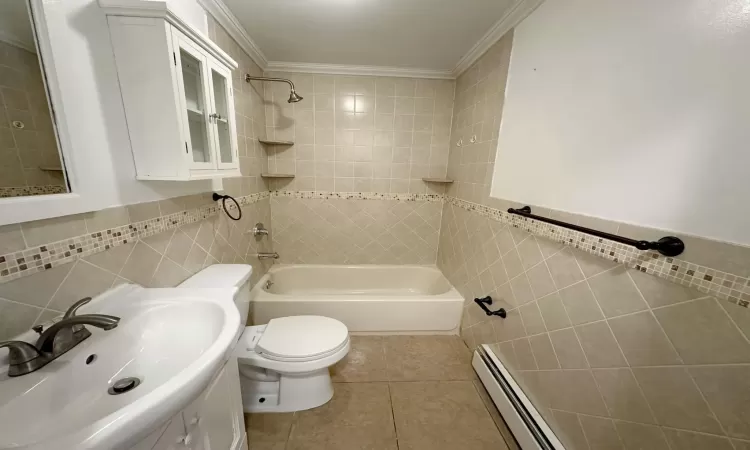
[{"xmin": 245, "ymin": 336, "xmax": 517, "ymax": 450}]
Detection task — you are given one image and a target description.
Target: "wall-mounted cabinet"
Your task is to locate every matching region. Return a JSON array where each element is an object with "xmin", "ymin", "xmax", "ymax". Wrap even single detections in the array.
[{"xmin": 100, "ymin": 0, "xmax": 240, "ymax": 180}]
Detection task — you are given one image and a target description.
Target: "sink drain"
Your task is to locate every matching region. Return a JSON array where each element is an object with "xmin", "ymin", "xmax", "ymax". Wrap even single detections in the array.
[{"xmin": 108, "ymin": 377, "xmax": 141, "ymax": 395}]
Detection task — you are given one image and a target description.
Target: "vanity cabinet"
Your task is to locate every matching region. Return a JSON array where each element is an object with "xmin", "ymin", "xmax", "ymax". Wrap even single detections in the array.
[
  {"xmin": 129, "ymin": 358, "xmax": 247, "ymax": 450},
  {"xmin": 100, "ymin": 1, "xmax": 240, "ymax": 180}
]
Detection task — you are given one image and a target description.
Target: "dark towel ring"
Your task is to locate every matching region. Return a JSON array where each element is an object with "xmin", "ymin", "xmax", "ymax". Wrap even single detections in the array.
[{"xmin": 212, "ymin": 193, "xmax": 241, "ymax": 221}]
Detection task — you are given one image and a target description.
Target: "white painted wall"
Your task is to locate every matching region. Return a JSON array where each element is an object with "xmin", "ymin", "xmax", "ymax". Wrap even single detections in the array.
[
  {"xmin": 0, "ymin": 0, "xmax": 216, "ymax": 226},
  {"xmin": 490, "ymin": 0, "xmax": 750, "ymax": 245}
]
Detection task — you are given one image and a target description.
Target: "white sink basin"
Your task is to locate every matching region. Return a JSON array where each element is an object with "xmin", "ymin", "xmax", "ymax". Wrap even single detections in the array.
[{"xmin": 0, "ymin": 284, "xmax": 240, "ymax": 450}]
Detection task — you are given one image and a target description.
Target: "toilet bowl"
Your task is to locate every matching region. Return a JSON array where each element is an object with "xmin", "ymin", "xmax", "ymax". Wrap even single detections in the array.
[{"xmin": 179, "ymin": 264, "xmax": 350, "ymax": 413}]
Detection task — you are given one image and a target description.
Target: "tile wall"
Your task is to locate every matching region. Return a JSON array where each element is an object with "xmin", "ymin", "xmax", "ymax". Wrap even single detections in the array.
[
  {"xmin": 0, "ymin": 40, "xmax": 66, "ymax": 196},
  {"xmin": 0, "ymin": 16, "xmax": 273, "ymax": 341},
  {"xmin": 271, "ymin": 193, "xmax": 442, "ymax": 265},
  {"xmin": 439, "ymin": 31, "xmax": 750, "ymax": 449},
  {"xmin": 261, "ymin": 72, "xmax": 455, "ymax": 194}
]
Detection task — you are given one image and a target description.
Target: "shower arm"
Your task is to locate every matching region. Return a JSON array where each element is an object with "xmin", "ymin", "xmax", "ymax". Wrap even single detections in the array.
[{"xmin": 244, "ymin": 75, "xmax": 296, "ymax": 91}]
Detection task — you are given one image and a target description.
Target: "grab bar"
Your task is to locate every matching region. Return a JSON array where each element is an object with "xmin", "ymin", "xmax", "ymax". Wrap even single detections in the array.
[{"xmin": 507, "ymin": 206, "xmax": 685, "ymax": 257}]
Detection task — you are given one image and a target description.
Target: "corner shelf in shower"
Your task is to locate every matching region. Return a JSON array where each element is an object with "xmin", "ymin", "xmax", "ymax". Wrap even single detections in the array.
[
  {"xmin": 258, "ymin": 139, "xmax": 294, "ymax": 146},
  {"xmin": 261, "ymin": 173, "xmax": 295, "ymax": 178},
  {"xmin": 422, "ymin": 178, "xmax": 454, "ymax": 183}
]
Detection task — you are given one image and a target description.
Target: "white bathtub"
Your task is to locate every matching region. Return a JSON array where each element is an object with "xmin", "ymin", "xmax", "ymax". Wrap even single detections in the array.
[{"xmin": 250, "ymin": 265, "xmax": 464, "ymax": 333}]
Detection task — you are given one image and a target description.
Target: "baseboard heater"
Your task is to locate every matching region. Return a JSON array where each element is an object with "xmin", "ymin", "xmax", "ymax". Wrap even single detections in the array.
[{"xmin": 473, "ymin": 345, "xmax": 565, "ymax": 450}]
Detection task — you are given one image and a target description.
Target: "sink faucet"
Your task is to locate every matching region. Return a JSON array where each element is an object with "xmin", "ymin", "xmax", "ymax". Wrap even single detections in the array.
[{"xmin": 0, "ymin": 297, "xmax": 120, "ymax": 377}]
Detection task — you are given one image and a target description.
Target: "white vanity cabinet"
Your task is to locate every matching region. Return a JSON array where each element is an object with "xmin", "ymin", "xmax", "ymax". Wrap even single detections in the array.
[
  {"xmin": 100, "ymin": 1, "xmax": 241, "ymax": 180},
  {"xmin": 129, "ymin": 358, "xmax": 247, "ymax": 450}
]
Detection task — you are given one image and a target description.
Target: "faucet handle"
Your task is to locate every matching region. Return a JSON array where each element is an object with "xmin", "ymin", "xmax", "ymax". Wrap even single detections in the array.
[
  {"xmin": 0, "ymin": 341, "xmax": 41, "ymax": 365},
  {"xmin": 63, "ymin": 297, "xmax": 92, "ymax": 320}
]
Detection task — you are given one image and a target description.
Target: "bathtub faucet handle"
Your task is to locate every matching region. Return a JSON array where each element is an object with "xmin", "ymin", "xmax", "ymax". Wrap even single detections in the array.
[{"xmin": 474, "ymin": 296, "xmax": 506, "ymax": 318}]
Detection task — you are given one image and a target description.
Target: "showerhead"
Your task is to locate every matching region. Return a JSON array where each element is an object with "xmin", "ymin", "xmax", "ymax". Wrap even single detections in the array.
[
  {"xmin": 288, "ymin": 90, "xmax": 303, "ymax": 103},
  {"xmin": 245, "ymin": 74, "xmax": 304, "ymax": 104}
]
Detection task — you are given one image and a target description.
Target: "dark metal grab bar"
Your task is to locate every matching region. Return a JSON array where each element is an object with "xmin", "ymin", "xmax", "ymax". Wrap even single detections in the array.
[{"xmin": 507, "ymin": 206, "xmax": 685, "ymax": 257}]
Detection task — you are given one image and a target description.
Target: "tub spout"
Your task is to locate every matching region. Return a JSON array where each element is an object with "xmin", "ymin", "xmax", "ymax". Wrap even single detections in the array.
[{"xmin": 257, "ymin": 252, "xmax": 279, "ymax": 260}]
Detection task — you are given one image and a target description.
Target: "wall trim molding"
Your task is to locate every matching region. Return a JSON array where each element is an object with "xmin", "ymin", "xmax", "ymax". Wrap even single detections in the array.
[
  {"xmin": 198, "ymin": 0, "xmax": 268, "ymax": 69},
  {"xmin": 264, "ymin": 62, "xmax": 455, "ymax": 80},
  {"xmin": 451, "ymin": 0, "xmax": 543, "ymax": 77}
]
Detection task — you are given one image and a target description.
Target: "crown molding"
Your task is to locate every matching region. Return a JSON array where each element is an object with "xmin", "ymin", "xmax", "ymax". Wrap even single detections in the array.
[
  {"xmin": 264, "ymin": 61, "xmax": 455, "ymax": 79},
  {"xmin": 198, "ymin": 0, "xmax": 268, "ymax": 70},
  {"xmin": 452, "ymin": 0, "xmax": 543, "ymax": 78}
]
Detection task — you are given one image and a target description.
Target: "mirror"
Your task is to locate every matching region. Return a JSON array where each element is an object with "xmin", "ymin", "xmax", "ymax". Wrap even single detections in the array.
[{"xmin": 0, "ymin": 0, "xmax": 68, "ymax": 198}]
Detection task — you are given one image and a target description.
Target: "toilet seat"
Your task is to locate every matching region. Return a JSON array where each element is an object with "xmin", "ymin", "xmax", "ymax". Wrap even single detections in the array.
[
  {"xmin": 256, "ymin": 316, "xmax": 349, "ymax": 362},
  {"xmin": 234, "ymin": 316, "xmax": 350, "ymax": 374}
]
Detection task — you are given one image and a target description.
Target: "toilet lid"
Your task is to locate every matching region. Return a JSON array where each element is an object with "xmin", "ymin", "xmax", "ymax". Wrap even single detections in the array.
[{"xmin": 256, "ymin": 316, "xmax": 349, "ymax": 362}]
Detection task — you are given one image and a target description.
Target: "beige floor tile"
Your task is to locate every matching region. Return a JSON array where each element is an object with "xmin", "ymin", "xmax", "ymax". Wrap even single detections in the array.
[
  {"xmin": 390, "ymin": 381, "xmax": 506, "ymax": 450},
  {"xmin": 288, "ymin": 383, "xmax": 395, "ymax": 442},
  {"xmin": 331, "ymin": 336, "xmax": 388, "ymax": 382},
  {"xmin": 286, "ymin": 436, "xmax": 398, "ymax": 450},
  {"xmin": 246, "ymin": 412, "xmax": 294, "ymax": 443},
  {"xmin": 384, "ymin": 335, "xmax": 474, "ymax": 381}
]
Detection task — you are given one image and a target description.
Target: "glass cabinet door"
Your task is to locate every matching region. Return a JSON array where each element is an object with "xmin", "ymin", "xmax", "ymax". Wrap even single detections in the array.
[
  {"xmin": 172, "ymin": 32, "xmax": 215, "ymax": 170},
  {"xmin": 207, "ymin": 61, "xmax": 238, "ymax": 170}
]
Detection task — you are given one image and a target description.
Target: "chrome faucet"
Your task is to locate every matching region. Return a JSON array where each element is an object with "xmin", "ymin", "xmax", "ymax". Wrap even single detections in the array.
[{"xmin": 0, "ymin": 297, "xmax": 120, "ymax": 377}]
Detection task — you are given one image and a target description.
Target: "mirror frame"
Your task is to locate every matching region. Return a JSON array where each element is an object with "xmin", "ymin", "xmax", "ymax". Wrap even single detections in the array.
[{"xmin": 0, "ymin": 0, "xmax": 102, "ymax": 226}]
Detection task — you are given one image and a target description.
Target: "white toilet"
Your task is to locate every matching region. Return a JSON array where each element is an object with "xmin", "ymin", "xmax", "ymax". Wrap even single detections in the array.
[{"xmin": 179, "ymin": 264, "xmax": 350, "ymax": 413}]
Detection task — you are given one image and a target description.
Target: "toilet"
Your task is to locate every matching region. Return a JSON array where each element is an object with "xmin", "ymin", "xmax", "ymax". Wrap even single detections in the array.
[{"xmin": 179, "ymin": 264, "xmax": 350, "ymax": 413}]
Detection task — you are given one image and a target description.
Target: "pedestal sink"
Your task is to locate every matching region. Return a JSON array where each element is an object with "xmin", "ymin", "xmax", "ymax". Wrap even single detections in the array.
[{"xmin": 0, "ymin": 284, "xmax": 241, "ymax": 450}]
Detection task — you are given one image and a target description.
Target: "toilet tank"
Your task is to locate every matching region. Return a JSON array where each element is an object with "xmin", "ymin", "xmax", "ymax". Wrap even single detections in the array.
[{"xmin": 179, "ymin": 264, "xmax": 253, "ymax": 324}]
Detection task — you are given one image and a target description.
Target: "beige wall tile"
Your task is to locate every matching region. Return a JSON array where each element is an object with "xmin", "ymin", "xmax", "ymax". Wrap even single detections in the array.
[
  {"xmin": 509, "ymin": 274, "xmax": 535, "ymax": 305},
  {"xmin": 690, "ymin": 366, "xmax": 750, "ymax": 440},
  {"xmin": 0, "ymin": 224, "xmax": 25, "ymax": 254},
  {"xmin": 575, "ymin": 321, "xmax": 627, "ymax": 368},
  {"xmin": 126, "ymin": 201, "xmax": 161, "ymax": 222},
  {"xmin": 83, "ymin": 242, "xmax": 135, "ymax": 274},
  {"xmin": 662, "ymin": 428, "xmax": 734, "ymax": 450},
  {"xmin": 592, "ymin": 368, "xmax": 655, "ymax": 424},
  {"xmin": 549, "ymin": 328, "xmax": 589, "ymax": 369},
  {"xmin": 628, "ymin": 268, "xmax": 703, "ymax": 308},
  {"xmin": 633, "ymin": 367, "xmax": 723, "ymax": 434},
  {"xmin": 119, "ymin": 241, "xmax": 162, "ymax": 287},
  {"xmin": 578, "ymin": 416, "xmax": 623, "ymax": 450},
  {"xmin": 551, "ymin": 410, "xmax": 590, "ymax": 450},
  {"xmin": 537, "ymin": 293, "xmax": 572, "ymax": 331},
  {"xmin": 151, "ymin": 257, "xmax": 191, "ymax": 288},
  {"xmin": 20, "ymin": 214, "xmax": 87, "ymax": 247},
  {"xmin": 83, "ymin": 206, "xmax": 130, "ymax": 233},
  {"xmin": 519, "ymin": 301, "xmax": 546, "ymax": 335},
  {"xmin": 559, "ymin": 282, "xmax": 605, "ymax": 325},
  {"xmin": 526, "ymin": 263, "xmax": 556, "ymax": 299},
  {"xmin": 516, "ymin": 237, "xmax": 544, "ymax": 271},
  {"xmin": 539, "ymin": 369, "xmax": 608, "ymax": 416},
  {"xmin": 574, "ymin": 250, "xmax": 618, "ymax": 279},
  {"xmin": 607, "ymin": 311, "xmax": 681, "ymax": 366},
  {"xmin": 0, "ymin": 297, "xmax": 42, "ymax": 340},
  {"xmin": 614, "ymin": 421, "xmax": 669, "ymax": 450},
  {"xmin": 513, "ymin": 337, "xmax": 537, "ymax": 370},
  {"xmin": 0, "ymin": 261, "xmax": 73, "ymax": 308},
  {"xmin": 545, "ymin": 248, "xmax": 585, "ymax": 289},
  {"xmin": 587, "ymin": 268, "xmax": 648, "ymax": 318},
  {"xmin": 47, "ymin": 261, "xmax": 116, "ymax": 312},
  {"xmin": 653, "ymin": 297, "xmax": 750, "ymax": 364},
  {"xmin": 529, "ymin": 333, "xmax": 560, "ymax": 369}
]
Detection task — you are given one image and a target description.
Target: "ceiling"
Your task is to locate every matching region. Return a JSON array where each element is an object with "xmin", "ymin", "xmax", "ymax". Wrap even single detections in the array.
[
  {"xmin": 0, "ymin": 0, "xmax": 35, "ymax": 53},
  {"xmin": 221, "ymin": 0, "xmax": 524, "ymax": 73}
]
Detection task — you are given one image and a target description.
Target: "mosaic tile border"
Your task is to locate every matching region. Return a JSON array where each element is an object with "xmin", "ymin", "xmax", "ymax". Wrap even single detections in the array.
[
  {"xmin": 270, "ymin": 190, "xmax": 444, "ymax": 202},
  {"xmin": 447, "ymin": 196, "xmax": 750, "ymax": 308},
  {"xmin": 0, "ymin": 192, "xmax": 269, "ymax": 284},
  {"xmin": 0, "ymin": 185, "xmax": 67, "ymax": 198}
]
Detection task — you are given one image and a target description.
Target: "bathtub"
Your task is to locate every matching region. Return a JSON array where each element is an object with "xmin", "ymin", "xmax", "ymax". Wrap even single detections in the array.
[{"xmin": 250, "ymin": 265, "xmax": 464, "ymax": 333}]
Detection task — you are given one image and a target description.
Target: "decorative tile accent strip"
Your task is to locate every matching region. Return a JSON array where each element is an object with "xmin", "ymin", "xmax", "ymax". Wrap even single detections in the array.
[
  {"xmin": 0, "ymin": 192, "xmax": 269, "ymax": 284},
  {"xmin": 0, "ymin": 185, "xmax": 67, "ymax": 198},
  {"xmin": 270, "ymin": 190, "xmax": 444, "ymax": 202},
  {"xmin": 447, "ymin": 196, "xmax": 750, "ymax": 307}
]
